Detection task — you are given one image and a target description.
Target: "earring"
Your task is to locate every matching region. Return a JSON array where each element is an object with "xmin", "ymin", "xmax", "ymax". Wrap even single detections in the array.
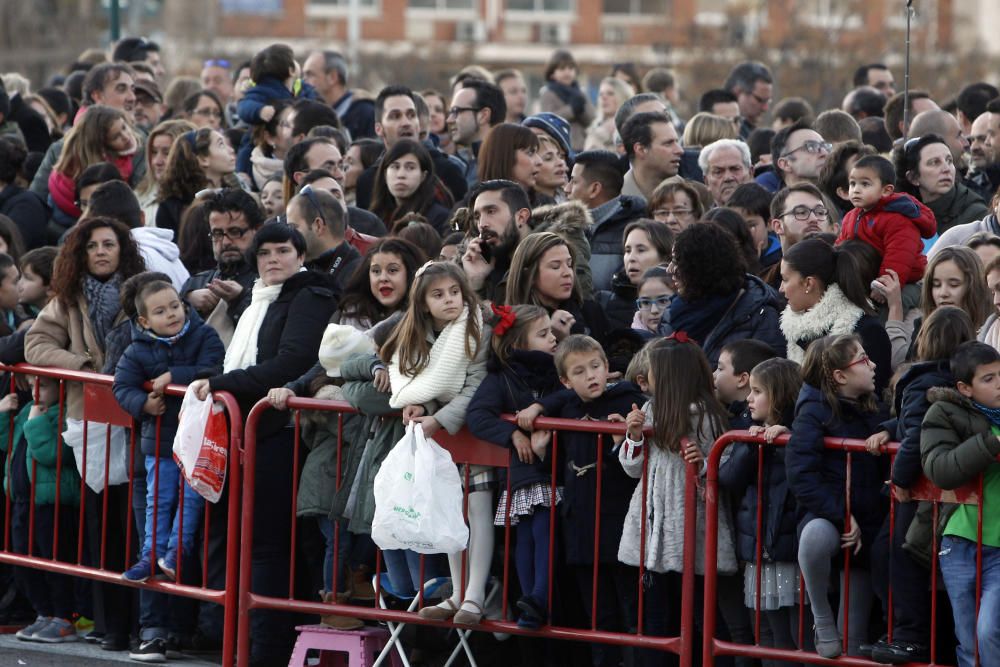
[{"xmin": 805, "ymin": 288, "xmax": 810, "ymax": 294}]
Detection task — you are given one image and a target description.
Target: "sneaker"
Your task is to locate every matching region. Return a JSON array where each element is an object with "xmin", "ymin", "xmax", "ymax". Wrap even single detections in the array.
[
  {"xmin": 871, "ymin": 639, "xmax": 930, "ymax": 665},
  {"xmin": 130, "ymin": 637, "xmax": 167, "ymax": 663},
  {"xmin": 15, "ymin": 616, "xmax": 51, "ymax": 641},
  {"xmin": 157, "ymin": 551, "xmax": 177, "ymax": 580},
  {"xmin": 33, "ymin": 617, "xmax": 78, "ymax": 643},
  {"xmin": 123, "ymin": 556, "xmax": 156, "ymax": 583}
]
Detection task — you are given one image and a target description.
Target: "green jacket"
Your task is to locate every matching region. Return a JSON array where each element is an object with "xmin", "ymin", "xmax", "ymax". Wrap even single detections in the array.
[
  {"xmin": 907, "ymin": 386, "xmax": 1000, "ymax": 565},
  {"xmin": 0, "ymin": 402, "xmax": 80, "ymax": 506}
]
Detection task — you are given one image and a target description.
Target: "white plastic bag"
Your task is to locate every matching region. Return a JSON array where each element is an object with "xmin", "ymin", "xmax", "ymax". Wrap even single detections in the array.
[
  {"xmin": 63, "ymin": 417, "xmax": 129, "ymax": 493},
  {"xmin": 372, "ymin": 421, "xmax": 469, "ymax": 554},
  {"xmin": 172, "ymin": 386, "xmax": 228, "ymax": 503}
]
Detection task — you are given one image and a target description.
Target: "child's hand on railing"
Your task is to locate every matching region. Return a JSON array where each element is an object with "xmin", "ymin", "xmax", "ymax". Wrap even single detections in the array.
[
  {"xmin": 682, "ymin": 440, "xmax": 704, "ymax": 466},
  {"xmin": 865, "ymin": 430, "xmax": 890, "ymax": 455},
  {"xmin": 625, "ymin": 403, "xmax": 646, "ymax": 442},
  {"xmin": 152, "ymin": 372, "xmax": 172, "ymax": 396},
  {"xmin": 762, "ymin": 424, "xmax": 789, "ymax": 443},
  {"xmin": 516, "ymin": 403, "xmax": 544, "ymax": 431}
]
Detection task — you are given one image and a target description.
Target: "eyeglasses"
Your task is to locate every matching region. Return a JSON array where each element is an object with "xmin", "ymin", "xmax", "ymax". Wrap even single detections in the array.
[
  {"xmin": 193, "ymin": 108, "xmax": 223, "ymax": 119},
  {"xmin": 750, "ymin": 92, "xmax": 772, "ymax": 106},
  {"xmin": 781, "ymin": 140, "xmax": 831, "ymax": 158},
  {"xmin": 299, "ymin": 184, "xmax": 328, "ymax": 228},
  {"xmin": 635, "ymin": 295, "xmax": 673, "ymax": 311},
  {"xmin": 843, "ymin": 353, "xmax": 871, "ymax": 370},
  {"xmin": 208, "ymin": 227, "xmax": 251, "ymax": 241},
  {"xmin": 204, "ymin": 59, "xmax": 231, "ymax": 69},
  {"xmin": 654, "ymin": 208, "xmax": 693, "ymax": 220},
  {"xmin": 781, "ymin": 205, "xmax": 828, "ymax": 221},
  {"xmin": 447, "ymin": 106, "xmax": 481, "ymax": 117}
]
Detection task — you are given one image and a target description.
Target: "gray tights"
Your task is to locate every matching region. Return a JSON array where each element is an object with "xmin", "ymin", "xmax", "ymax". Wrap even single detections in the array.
[{"xmin": 797, "ymin": 518, "xmax": 873, "ymax": 656}]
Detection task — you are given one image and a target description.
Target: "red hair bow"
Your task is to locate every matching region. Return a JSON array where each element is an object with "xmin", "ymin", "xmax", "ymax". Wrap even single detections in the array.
[
  {"xmin": 667, "ymin": 330, "xmax": 691, "ymax": 344},
  {"xmin": 492, "ymin": 304, "xmax": 517, "ymax": 336}
]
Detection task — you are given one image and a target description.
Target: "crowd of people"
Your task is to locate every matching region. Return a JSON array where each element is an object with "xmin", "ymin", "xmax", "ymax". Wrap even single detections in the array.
[{"xmin": 0, "ymin": 35, "xmax": 999, "ymax": 667}]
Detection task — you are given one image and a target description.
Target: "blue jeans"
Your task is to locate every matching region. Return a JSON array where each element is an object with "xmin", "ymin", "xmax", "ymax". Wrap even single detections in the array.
[
  {"xmin": 939, "ymin": 535, "xmax": 1000, "ymax": 667},
  {"xmin": 141, "ymin": 456, "xmax": 204, "ymax": 561},
  {"xmin": 381, "ymin": 549, "xmax": 446, "ymax": 598}
]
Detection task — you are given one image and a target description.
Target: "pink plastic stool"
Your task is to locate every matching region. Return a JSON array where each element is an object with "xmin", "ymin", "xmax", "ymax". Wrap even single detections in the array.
[{"xmin": 287, "ymin": 625, "xmax": 403, "ymax": 667}]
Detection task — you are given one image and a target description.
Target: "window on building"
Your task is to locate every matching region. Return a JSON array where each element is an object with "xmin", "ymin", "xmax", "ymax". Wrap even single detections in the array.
[
  {"xmin": 310, "ymin": 0, "xmax": 377, "ymax": 9},
  {"xmin": 603, "ymin": 0, "xmax": 667, "ymax": 14},
  {"xmin": 508, "ymin": 0, "xmax": 572, "ymax": 12},
  {"xmin": 409, "ymin": 0, "xmax": 474, "ymax": 8}
]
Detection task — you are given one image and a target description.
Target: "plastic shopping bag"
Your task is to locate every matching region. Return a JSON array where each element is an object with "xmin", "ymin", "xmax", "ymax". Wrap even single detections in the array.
[
  {"xmin": 63, "ymin": 418, "xmax": 129, "ymax": 493},
  {"xmin": 372, "ymin": 421, "xmax": 469, "ymax": 554},
  {"xmin": 172, "ymin": 386, "xmax": 229, "ymax": 503}
]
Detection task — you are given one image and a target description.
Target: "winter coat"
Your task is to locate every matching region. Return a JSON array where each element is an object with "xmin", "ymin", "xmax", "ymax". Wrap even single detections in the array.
[
  {"xmin": 466, "ymin": 349, "xmax": 563, "ymax": 491},
  {"xmin": 718, "ymin": 409, "xmax": 799, "ymax": 564},
  {"xmin": 538, "ymin": 83, "xmax": 595, "ymax": 152},
  {"xmin": 8, "ymin": 93, "xmax": 51, "ymax": 153},
  {"xmin": 305, "ymin": 242, "xmax": 361, "ymax": 293},
  {"xmin": 354, "ymin": 144, "xmax": 468, "ymax": 212},
  {"xmin": 928, "ymin": 213, "xmax": 1000, "ymax": 258},
  {"xmin": 786, "ymin": 384, "xmax": 888, "ymax": 560},
  {"xmin": 131, "ymin": 227, "xmax": 190, "ymax": 291},
  {"xmin": 925, "ymin": 182, "xmax": 989, "ymax": 236},
  {"xmin": 530, "ymin": 200, "xmax": 596, "ymax": 301},
  {"xmin": 667, "ymin": 274, "xmax": 786, "ymax": 369},
  {"xmin": 155, "ymin": 196, "xmax": 188, "ymax": 234},
  {"xmin": 779, "ymin": 283, "xmax": 892, "ymax": 395},
  {"xmin": 29, "ymin": 137, "xmax": 146, "ymax": 208},
  {"xmin": 889, "ymin": 360, "xmax": 952, "ymax": 488},
  {"xmin": 25, "ymin": 293, "xmax": 129, "ymax": 420},
  {"xmin": 348, "ymin": 206, "xmax": 387, "ymax": 238},
  {"xmin": 0, "ymin": 183, "xmax": 47, "ymax": 250},
  {"xmin": 836, "ymin": 193, "xmax": 936, "ymax": 284},
  {"xmin": 208, "ymin": 271, "xmax": 338, "ymax": 437},
  {"xmin": 618, "ymin": 401, "xmax": 738, "ymax": 575},
  {"xmin": 331, "ymin": 91, "xmax": 376, "ymax": 141},
  {"xmin": 588, "ymin": 195, "xmax": 646, "ymax": 293},
  {"xmin": 0, "ymin": 402, "xmax": 79, "ymax": 506},
  {"xmin": 236, "ymin": 77, "xmax": 319, "ymax": 125},
  {"xmin": 112, "ymin": 313, "xmax": 225, "ymax": 458},
  {"xmin": 537, "ymin": 381, "xmax": 646, "ymax": 565},
  {"xmin": 596, "ymin": 271, "xmax": 638, "ymax": 331}
]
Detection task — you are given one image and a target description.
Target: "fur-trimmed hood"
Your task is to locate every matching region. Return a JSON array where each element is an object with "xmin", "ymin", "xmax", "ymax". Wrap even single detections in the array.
[
  {"xmin": 530, "ymin": 198, "xmax": 592, "ymax": 236},
  {"xmin": 780, "ymin": 283, "xmax": 864, "ymax": 363},
  {"xmin": 926, "ymin": 385, "xmax": 972, "ymax": 409}
]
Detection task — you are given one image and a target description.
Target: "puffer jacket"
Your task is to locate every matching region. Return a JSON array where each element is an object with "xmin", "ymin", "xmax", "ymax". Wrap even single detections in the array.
[
  {"xmin": 890, "ymin": 360, "xmax": 952, "ymax": 488},
  {"xmin": 112, "ymin": 312, "xmax": 225, "ymax": 457},
  {"xmin": 0, "ymin": 402, "xmax": 79, "ymax": 506},
  {"xmin": 836, "ymin": 193, "xmax": 937, "ymax": 283}
]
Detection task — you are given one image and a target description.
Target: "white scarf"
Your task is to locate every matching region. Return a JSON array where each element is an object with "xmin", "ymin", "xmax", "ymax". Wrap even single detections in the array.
[
  {"xmin": 389, "ymin": 305, "xmax": 480, "ymax": 409},
  {"xmin": 779, "ymin": 283, "xmax": 864, "ymax": 364},
  {"xmin": 223, "ymin": 278, "xmax": 284, "ymax": 372}
]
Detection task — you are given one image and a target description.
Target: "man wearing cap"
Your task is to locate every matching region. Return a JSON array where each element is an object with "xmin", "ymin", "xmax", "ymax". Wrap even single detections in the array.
[
  {"xmin": 448, "ymin": 79, "xmax": 507, "ymax": 186},
  {"xmin": 133, "ymin": 80, "xmax": 164, "ymax": 132}
]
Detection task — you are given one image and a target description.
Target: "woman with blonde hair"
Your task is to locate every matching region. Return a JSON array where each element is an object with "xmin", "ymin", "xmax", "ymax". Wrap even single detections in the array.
[
  {"xmin": 135, "ymin": 119, "xmax": 197, "ymax": 223},
  {"xmin": 584, "ymin": 77, "xmax": 634, "ymax": 151},
  {"xmin": 682, "ymin": 112, "xmax": 738, "ymax": 150}
]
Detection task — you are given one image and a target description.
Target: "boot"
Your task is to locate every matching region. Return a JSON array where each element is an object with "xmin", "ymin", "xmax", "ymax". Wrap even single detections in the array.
[
  {"xmin": 349, "ymin": 567, "xmax": 376, "ymax": 602},
  {"xmin": 320, "ymin": 591, "xmax": 364, "ymax": 630}
]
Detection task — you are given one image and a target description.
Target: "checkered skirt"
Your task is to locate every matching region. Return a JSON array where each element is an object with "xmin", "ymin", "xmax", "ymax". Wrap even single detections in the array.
[{"xmin": 494, "ymin": 482, "xmax": 564, "ymax": 526}]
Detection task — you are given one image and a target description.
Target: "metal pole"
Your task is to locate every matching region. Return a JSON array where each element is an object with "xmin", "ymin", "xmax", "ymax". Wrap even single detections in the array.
[
  {"xmin": 901, "ymin": 0, "xmax": 914, "ymax": 139},
  {"xmin": 109, "ymin": 0, "xmax": 121, "ymax": 43}
]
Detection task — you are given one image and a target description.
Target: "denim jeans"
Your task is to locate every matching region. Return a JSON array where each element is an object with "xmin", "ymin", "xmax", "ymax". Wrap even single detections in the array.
[
  {"xmin": 381, "ymin": 549, "xmax": 446, "ymax": 598},
  {"xmin": 939, "ymin": 535, "xmax": 1000, "ymax": 667},
  {"xmin": 142, "ymin": 455, "xmax": 205, "ymax": 561}
]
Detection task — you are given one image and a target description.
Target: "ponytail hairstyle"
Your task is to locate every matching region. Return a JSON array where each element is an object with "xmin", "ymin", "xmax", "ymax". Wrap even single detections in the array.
[
  {"xmin": 748, "ymin": 358, "xmax": 802, "ymax": 427},
  {"xmin": 920, "ymin": 246, "xmax": 990, "ymax": 329},
  {"xmin": 647, "ymin": 336, "xmax": 728, "ymax": 453},
  {"xmin": 54, "ymin": 105, "xmax": 130, "ymax": 180},
  {"xmin": 801, "ymin": 333, "xmax": 878, "ymax": 423},
  {"xmin": 914, "ymin": 305, "xmax": 975, "ymax": 362},
  {"xmin": 380, "ymin": 261, "xmax": 483, "ymax": 377},
  {"xmin": 490, "ymin": 304, "xmax": 549, "ymax": 367},
  {"xmin": 157, "ymin": 127, "xmax": 214, "ymax": 203},
  {"xmin": 782, "ymin": 237, "xmax": 873, "ymax": 314}
]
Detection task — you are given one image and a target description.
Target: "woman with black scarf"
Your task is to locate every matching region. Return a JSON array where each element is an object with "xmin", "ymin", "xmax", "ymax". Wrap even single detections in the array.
[{"xmin": 538, "ymin": 49, "xmax": 595, "ymax": 153}]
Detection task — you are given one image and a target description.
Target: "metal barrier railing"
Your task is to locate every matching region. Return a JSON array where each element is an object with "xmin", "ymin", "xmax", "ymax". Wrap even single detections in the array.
[{"xmin": 0, "ymin": 363, "xmax": 242, "ymax": 667}]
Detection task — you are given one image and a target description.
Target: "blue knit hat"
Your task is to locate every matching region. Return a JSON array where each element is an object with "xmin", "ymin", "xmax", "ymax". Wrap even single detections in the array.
[{"xmin": 523, "ymin": 112, "xmax": 574, "ymax": 162}]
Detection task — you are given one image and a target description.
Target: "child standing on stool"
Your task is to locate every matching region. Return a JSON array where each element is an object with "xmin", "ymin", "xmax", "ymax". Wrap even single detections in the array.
[
  {"xmin": 112, "ymin": 281, "xmax": 224, "ymax": 658},
  {"xmin": 6, "ymin": 376, "xmax": 81, "ymax": 643},
  {"xmin": 467, "ymin": 304, "xmax": 561, "ymax": 629}
]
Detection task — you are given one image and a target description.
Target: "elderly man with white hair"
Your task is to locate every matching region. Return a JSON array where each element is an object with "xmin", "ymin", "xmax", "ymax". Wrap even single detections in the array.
[{"xmin": 699, "ymin": 138, "xmax": 753, "ymax": 207}]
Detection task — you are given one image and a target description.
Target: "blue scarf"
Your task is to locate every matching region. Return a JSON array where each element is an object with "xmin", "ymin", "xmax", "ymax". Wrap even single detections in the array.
[
  {"xmin": 973, "ymin": 400, "xmax": 1000, "ymax": 427},
  {"xmin": 668, "ymin": 291, "xmax": 737, "ymax": 345},
  {"xmin": 143, "ymin": 318, "xmax": 191, "ymax": 346}
]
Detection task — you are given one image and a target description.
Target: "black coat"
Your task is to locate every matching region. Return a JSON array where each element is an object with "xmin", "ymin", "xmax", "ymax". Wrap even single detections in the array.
[
  {"xmin": 538, "ymin": 381, "xmax": 646, "ymax": 565},
  {"xmin": 466, "ymin": 349, "xmax": 563, "ymax": 491},
  {"xmin": 596, "ymin": 271, "xmax": 637, "ymax": 331},
  {"xmin": 588, "ymin": 195, "xmax": 646, "ymax": 293},
  {"xmin": 8, "ymin": 93, "xmax": 51, "ymax": 154},
  {"xmin": 354, "ymin": 146, "xmax": 468, "ymax": 211},
  {"xmin": 786, "ymin": 384, "xmax": 888, "ymax": 559},
  {"xmin": 890, "ymin": 359, "xmax": 952, "ymax": 488},
  {"xmin": 0, "ymin": 184, "xmax": 47, "ymax": 250},
  {"xmin": 348, "ymin": 206, "xmax": 387, "ymax": 237},
  {"xmin": 305, "ymin": 242, "xmax": 360, "ymax": 292},
  {"xmin": 181, "ymin": 260, "xmax": 257, "ymax": 324},
  {"xmin": 209, "ymin": 271, "xmax": 338, "ymax": 436},
  {"xmin": 155, "ymin": 196, "xmax": 188, "ymax": 234}
]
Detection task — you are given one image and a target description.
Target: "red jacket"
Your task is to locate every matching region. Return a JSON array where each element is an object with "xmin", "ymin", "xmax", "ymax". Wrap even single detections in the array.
[{"xmin": 836, "ymin": 192, "xmax": 936, "ymax": 284}]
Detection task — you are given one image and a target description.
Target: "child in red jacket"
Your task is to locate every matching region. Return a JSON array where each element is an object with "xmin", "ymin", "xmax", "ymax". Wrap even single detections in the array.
[{"xmin": 835, "ymin": 155, "xmax": 936, "ymax": 285}]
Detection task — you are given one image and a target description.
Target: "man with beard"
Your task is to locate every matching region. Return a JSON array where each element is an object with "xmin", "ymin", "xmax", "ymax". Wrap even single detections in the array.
[
  {"xmin": 181, "ymin": 189, "xmax": 263, "ymax": 326},
  {"xmin": 132, "ymin": 79, "xmax": 163, "ymax": 133}
]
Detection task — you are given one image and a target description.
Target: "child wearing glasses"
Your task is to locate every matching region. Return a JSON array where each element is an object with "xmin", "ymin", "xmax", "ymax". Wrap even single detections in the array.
[
  {"xmin": 835, "ymin": 155, "xmax": 936, "ymax": 286},
  {"xmin": 632, "ymin": 267, "xmax": 674, "ymax": 336}
]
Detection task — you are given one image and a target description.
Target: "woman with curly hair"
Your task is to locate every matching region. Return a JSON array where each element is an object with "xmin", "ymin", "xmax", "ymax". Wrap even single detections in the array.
[
  {"xmin": 24, "ymin": 216, "xmax": 146, "ymax": 650},
  {"xmin": 370, "ymin": 139, "xmax": 452, "ymax": 236},
  {"xmin": 156, "ymin": 127, "xmax": 236, "ymax": 233},
  {"xmin": 667, "ymin": 222, "xmax": 785, "ymax": 367}
]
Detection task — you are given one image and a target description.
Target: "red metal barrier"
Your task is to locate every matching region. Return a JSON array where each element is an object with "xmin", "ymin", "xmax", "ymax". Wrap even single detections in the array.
[
  {"xmin": 0, "ymin": 363, "xmax": 243, "ymax": 667},
  {"xmin": 236, "ymin": 396, "xmax": 700, "ymax": 667},
  {"xmin": 701, "ymin": 430, "xmax": 981, "ymax": 667}
]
